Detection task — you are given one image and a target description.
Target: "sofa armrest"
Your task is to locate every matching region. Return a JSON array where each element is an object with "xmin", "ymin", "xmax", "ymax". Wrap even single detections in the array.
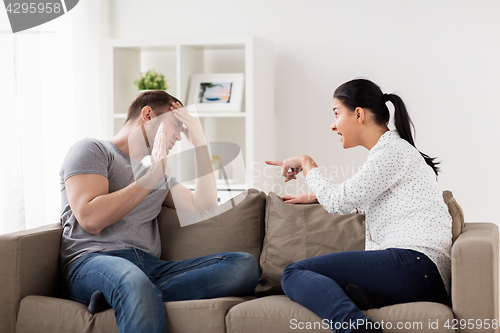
[
  {"xmin": 0, "ymin": 223, "xmax": 62, "ymax": 333},
  {"xmin": 451, "ymin": 222, "xmax": 499, "ymax": 333}
]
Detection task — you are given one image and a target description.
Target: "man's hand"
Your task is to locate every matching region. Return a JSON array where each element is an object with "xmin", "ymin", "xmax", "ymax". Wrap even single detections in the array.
[
  {"xmin": 137, "ymin": 122, "xmax": 168, "ymax": 189},
  {"xmin": 281, "ymin": 193, "xmax": 318, "ymax": 204},
  {"xmin": 170, "ymin": 102, "xmax": 206, "ymax": 147}
]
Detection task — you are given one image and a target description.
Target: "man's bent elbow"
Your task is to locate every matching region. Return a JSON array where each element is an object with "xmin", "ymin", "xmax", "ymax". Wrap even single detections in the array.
[
  {"xmin": 74, "ymin": 206, "xmax": 106, "ymax": 235},
  {"xmin": 87, "ymin": 227, "xmax": 102, "ymax": 236},
  {"xmin": 77, "ymin": 217, "xmax": 102, "ymax": 235}
]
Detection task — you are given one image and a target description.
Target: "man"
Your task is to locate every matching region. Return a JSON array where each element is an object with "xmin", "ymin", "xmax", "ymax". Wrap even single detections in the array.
[{"xmin": 59, "ymin": 91, "xmax": 258, "ymax": 333}]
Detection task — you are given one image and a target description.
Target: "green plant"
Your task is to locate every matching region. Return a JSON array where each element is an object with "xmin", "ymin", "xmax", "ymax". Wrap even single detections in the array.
[{"xmin": 134, "ymin": 69, "xmax": 169, "ymax": 90}]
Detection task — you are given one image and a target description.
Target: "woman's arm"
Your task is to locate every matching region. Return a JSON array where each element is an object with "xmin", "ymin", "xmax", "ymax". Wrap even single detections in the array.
[
  {"xmin": 305, "ymin": 147, "xmax": 410, "ymax": 214},
  {"xmin": 267, "ymin": 146, "xmax": 410, "ymax": 214}
]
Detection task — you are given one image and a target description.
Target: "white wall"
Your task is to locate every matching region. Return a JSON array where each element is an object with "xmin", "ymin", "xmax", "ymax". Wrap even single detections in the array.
[{"xmin": 109, "ymin": 0, "xmax": 500, "ymax": 225}]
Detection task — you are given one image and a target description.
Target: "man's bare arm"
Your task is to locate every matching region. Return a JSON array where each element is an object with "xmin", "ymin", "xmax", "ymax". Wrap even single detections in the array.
[
  {"xmin": 65, "ymin": 174, "xmax": 151, "ymax": 235},
  {"xmin": 162, "ymin": 145, "xmax": 218, "ymax": 212},
  {"xmin": 167, "ymin": 103, "xmax": 218, "ymax": 211},
  {"xmin": 192, "ymin": 144, "xmax": 218, "ymax": 210}
]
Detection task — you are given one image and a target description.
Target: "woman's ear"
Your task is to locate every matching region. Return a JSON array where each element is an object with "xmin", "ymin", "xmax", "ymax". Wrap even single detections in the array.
[{"xmin": 354, "ymin": 107, "xmax": 364, "ymax": 123}]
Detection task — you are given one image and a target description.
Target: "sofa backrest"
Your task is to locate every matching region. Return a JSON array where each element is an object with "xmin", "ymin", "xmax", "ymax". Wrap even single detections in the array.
[
  {"xmin": 157, "ymin": 189, "xmax": 466, "ymax": 297},
  {"xmin": 157, "ymin": 190, "xmax": 366, "ymax": 296},
  {"xmin": 158, "ymin": 189, "xmax": 267, "ymax": 264}
]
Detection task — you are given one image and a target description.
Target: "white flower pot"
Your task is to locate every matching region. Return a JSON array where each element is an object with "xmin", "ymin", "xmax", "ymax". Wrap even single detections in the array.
[{"xmin": 138, "ymin": 90, "xmax": 169, "ymax": 94}]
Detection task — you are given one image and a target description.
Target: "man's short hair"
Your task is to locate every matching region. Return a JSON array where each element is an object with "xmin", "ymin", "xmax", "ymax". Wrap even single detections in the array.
[{"xmin": 126, "ymin": 90, "xmax": 183, "ymax": 123}]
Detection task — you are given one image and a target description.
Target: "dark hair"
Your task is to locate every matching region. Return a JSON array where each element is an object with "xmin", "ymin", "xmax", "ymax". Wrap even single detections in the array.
[
  {"xmin": 334, "ymin": 78, "xmax": 441, "ymax": 176},
  {"xmin": 126, "ymin": 90, "xmax": 183, "ymax": 123}
]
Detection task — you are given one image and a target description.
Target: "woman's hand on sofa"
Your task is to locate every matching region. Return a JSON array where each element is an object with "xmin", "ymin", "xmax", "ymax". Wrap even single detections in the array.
[{"xmin": 281, "ymin": 193, "xmax": 318, "ymax": 204}]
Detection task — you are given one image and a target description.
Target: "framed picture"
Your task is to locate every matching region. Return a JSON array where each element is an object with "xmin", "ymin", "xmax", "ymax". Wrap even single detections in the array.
[{"xmin": 187, "ymin": 73, "xmax": 244, "ymax": 112}]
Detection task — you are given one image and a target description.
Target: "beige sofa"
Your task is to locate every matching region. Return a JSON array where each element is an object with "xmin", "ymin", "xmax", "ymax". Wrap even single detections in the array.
[{"xmin": 0, "ymin": 189, "xmax": 498, "ymax": 333}]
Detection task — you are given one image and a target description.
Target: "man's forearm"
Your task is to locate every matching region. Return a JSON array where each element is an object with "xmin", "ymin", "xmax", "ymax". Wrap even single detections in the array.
[
  {"xmin": 192, "ymin": 144, "xmax": 218, "ymax": 210},
  {"xmin": 80, "ymin": 182, "xmax": 151, "ymax": 235}
]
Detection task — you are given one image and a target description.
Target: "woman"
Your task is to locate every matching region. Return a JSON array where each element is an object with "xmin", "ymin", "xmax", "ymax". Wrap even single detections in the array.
[{"xmin": 266, "ymin": 79, "xmax": 452, "ymax": 333}]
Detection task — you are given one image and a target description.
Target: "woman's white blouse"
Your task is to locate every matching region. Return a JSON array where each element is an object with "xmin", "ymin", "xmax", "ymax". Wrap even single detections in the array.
[{"xmin": 305, "ymin": 130, "xmax": 452, "ymax": 294}]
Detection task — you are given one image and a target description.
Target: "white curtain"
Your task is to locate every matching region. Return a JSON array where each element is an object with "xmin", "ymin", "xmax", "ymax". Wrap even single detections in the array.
[{"xmin": 0, "ymin": 0, "xmax": 109, "ymax": 234}]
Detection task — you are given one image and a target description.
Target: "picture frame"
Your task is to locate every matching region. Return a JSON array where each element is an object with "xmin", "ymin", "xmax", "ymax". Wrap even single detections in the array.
[{"xmin": 186, "ymin": 73, "xmax": 244, "ymax": 112}]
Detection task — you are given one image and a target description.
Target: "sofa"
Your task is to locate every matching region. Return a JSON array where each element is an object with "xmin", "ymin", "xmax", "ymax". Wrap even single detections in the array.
[{"xmin": 0, "ymin": 189, "xmax": 498, "ymax": 333}]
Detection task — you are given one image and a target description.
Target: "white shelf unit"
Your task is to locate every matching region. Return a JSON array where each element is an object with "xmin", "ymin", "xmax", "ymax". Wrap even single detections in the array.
[{"xmin": 107, "ymin": 36, "xmax": 275, "ymax": 193}]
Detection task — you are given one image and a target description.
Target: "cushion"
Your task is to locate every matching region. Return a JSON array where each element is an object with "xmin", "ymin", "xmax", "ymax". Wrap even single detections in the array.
[
  {"xmin": 442, "ymin": 190, "xmax": 465, "ymax": 243},
  {"xmin": 158, "ymin": 189, "xmax": 266, "ymax": 264},
  {"xmin": 363, "ymin": 301, "xmax": 454, "ymax": 332},
  {"xmin": 226, "ymin": 295, "xmax": 454, "ymax": 333},
  {"xmin": 255, "ymin": 192, "xmax": 365, "ymax": 296}
]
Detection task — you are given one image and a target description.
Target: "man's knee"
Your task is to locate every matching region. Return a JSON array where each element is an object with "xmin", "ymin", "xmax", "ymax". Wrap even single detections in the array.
[
  {"xmin": 225, "ymin": 252, "xmax": 259, "ymax": 292},
  {"xmin": 233, "ymin": 251, "xmax": 257, "ymax": 269}
]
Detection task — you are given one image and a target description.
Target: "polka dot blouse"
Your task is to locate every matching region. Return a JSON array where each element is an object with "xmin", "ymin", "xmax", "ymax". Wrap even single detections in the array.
[{"xmin": 305, "ymin": 130, "xmax": 452, "ymax": 295}]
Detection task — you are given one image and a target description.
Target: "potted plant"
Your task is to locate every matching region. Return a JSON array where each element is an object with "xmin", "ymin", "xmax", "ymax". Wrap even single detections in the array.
[{"xmin": 134, "ymin": 69, "xmax": 169, "ymax": 92}]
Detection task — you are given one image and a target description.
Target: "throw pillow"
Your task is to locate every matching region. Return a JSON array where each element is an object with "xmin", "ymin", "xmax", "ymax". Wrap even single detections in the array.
[
  {"xmin": 442, "ymin": 190, "xmax": 465, "ymax": 243},
  {"xmin": 157, "ymin": 189, "xmax": 266, "ymax": 264},
  {"xmin": 256, "ymin": 192, "xmax": 365, "ymax": 296}
]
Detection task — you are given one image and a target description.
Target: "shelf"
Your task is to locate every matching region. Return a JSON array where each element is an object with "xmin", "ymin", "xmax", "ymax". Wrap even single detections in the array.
[
  {"xmin": 183, "ymin": 183, "xmax": 247, "ymax": 191},
  {"xmin": 108, "ymin": 37, "xmax": 274, "ymax": 192},
  {"xmin": 107, "ymin": 36, "xmax": 272, "ymax": 50},
  {"xmin": 191, "ymin": 112, "xmax": 246, "ymax": 118},
  {"xmin": 114, "ymin": 112, "xmax": 246, "ymax": 119}
]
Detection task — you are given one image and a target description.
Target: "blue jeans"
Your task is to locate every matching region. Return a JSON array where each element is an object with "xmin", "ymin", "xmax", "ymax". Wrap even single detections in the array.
[
  {"xmin": 61, "ymin": 249, "xmax": 259, "ymax": 333},
  {"xmin": 281, "ymin": 248, "xmax": 448, "ymax": 333}
]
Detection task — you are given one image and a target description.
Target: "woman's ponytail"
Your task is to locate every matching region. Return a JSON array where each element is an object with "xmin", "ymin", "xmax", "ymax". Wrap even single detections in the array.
[
  {"xmin": 386, "ymin": 93, "xmax": 441, "ymax": 177},
  {"xmin": 334, "ymin": 79, "xmax": 441, "ymax": 177},
  {"xmin": 386, "ymin": 94, "xmax": 415, "ymax": 146}
]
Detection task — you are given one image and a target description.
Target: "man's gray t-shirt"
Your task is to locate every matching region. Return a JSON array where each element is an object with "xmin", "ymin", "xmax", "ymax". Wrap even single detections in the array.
[{"xmin": 59, "ymin": 138, "xmax": 178, "ymax": 273}]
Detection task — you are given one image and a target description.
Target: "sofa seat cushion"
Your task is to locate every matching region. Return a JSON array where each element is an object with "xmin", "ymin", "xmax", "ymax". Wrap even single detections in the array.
[
  {"xmin": 363, "ymin": 302, "xmax": 454, "ymax": 332},
  {"xmin": 226, "ymin": 295, "xmax": 454, "ymax": 333},
  {"xmin": 16, "ymin": 295, "xmax": 254, "ymax": 333},
  {"xmin": 16, "ymin": 296, "xmax": 117, "ymax": 333}
]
